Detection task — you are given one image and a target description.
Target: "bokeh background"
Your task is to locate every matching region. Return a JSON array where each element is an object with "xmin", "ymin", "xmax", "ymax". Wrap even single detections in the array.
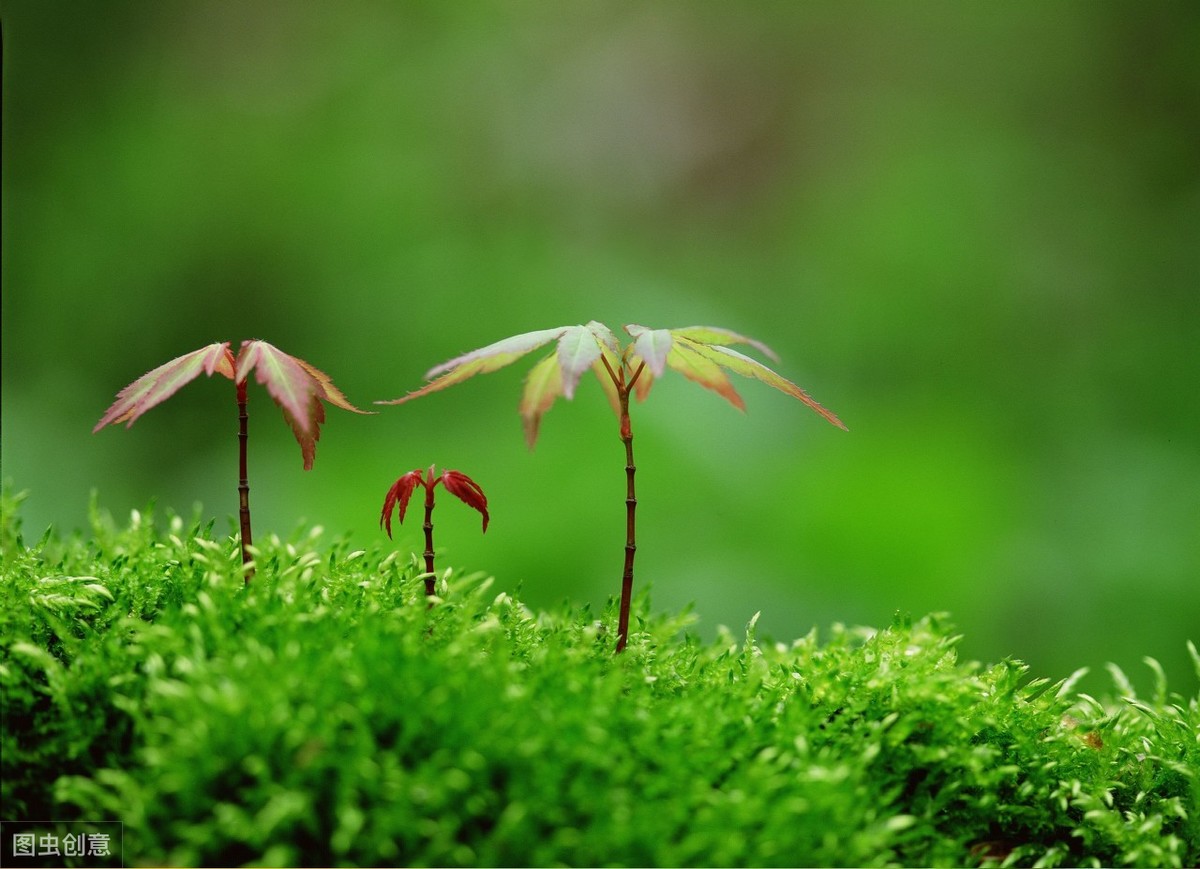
[{"xmin": 3, "ymin": 2, "xmax": 1197, "ymax": 693}]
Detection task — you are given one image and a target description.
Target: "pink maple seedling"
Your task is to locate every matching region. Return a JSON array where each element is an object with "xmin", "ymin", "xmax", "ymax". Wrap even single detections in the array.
[
  {"xmin": 380, "ymin": 465, "xmax": 489, "ymax": 597},
  {"xmin": 379, "ymin": 322, "xmax": 846, "ymax": 652},
  {"xmin": 94, "ymin": 340, "xmax": 368, "ymax": 582}
]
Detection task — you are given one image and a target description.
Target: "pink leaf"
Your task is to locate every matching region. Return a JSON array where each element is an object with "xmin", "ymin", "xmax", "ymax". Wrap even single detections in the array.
[
  {"xmin": 380, "ymin": 469, "xmax": 426, "ymax": 539},
  {"xmin": 236, "ymin": 341, "xmax": 319, "ymax": 432},
  {"xmin": 440, "ymin": 470, "xmax": 490, "ymax": 532},
  {"xmin": 237, "ymin": 340, "xmax": 365, "ymax": 470},
  {"xmin": 94, "ymin": 342, "xmax": 235, "ymax": 433},
  {"xmin": 292, "ymin": 357, "xmax": 369, "ymax": 415}
]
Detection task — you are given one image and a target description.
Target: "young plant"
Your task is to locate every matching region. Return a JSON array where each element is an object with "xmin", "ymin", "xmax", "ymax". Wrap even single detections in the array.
[
  {"xmin": 379, "ymin": 322, "xmax": 846, "ymax": 651},
  {"xmin": 380, "ymin": 466, "xmax": 489, "ymax": 596},
  {"xmin": 94, "ymin": 340, "xmax": 367, "ymax": 581}
]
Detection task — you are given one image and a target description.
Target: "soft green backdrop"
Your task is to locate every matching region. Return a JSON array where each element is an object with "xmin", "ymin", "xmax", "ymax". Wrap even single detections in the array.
[{"xmin": 3, "ymin": 2, "xmax": 1197, "ymax": 692}]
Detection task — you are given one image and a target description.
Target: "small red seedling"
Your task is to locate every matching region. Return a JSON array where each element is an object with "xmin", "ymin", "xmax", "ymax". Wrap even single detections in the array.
[
  {"xmin": 379, "ymin": 322, "xmax": 845, "ymax": 651},
  {"xmin": 94, "ymin": 340, "xmax": 368, "ymax": 581},
  {"xmin": 380, "ymin": 465, "xmax": 489, "ymax": 597}
]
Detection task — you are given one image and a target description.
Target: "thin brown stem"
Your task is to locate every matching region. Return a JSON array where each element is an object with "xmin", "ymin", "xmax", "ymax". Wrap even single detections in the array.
[
  {"xmin": 598, "ymin": 356, "xmax": 644, "ymax": 652},
  {"xmin": 422, "ymin": 485, "xmax": 437, "ymax": 598},
  {"xmin": 615, "ymin": 376, "xmax": 639, "ymax": 653},
  {"xmin": 626, "ymin": 360, "xmax": 646, "ymax": 391},
  {"xmin": 598, "ymin": 352, "xmax": 621, "ymax": 388},
  {"xmin": 236, "ymin": 379, "xmax": 254, "ymax": 584}
]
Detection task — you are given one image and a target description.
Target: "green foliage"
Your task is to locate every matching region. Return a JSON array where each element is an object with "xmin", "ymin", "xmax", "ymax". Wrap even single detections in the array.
[
  {"xmin": 2, "ymin": 498, "xmax": 1197, "ymax": 867},
  {"xmin": 378, "ymin": 321, "xmax": 845, "ymax": 446}
]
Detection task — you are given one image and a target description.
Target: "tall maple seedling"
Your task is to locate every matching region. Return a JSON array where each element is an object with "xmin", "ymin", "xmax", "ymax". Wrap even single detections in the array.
[
  {"xmin": 379, "ymin": 322, "xmax": 846, "ymax": 652},
  {"xmin": 94, "ymin": 340, "xmax": 367, "ymax": 582}
]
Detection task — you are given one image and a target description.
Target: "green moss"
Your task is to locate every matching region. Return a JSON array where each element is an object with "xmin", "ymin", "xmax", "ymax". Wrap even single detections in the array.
[{"xmin": 2, "ymin": 494, "xmax": 1197, "ymax": 867}]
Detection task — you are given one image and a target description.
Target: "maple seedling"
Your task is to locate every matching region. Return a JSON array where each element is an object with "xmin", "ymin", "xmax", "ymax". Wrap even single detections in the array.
[
  {"xmin": 94, "ymin": 340, "xmax": 368, "ymax": 582},
  {"xmin": 380, "ymin": 465, "xmax": 489, "ymax": 597},
  {"xmin": 379, "ymin": 322, "xmax": 846, "ymax": 652}
]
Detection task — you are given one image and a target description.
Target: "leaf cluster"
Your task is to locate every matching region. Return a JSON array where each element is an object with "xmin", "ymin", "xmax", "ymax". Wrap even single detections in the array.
[
  {"xmin": 2, "ymin": 496, "xmax": 1197, "ymax": 867},
  {"xmin": 93, "ymin": 340, "xmax": 366, "ymax": 469},
  {"xmin": 380, "ymin": 466, "xmax": 489, "ymax": 539},
  {"xmin": 380, "ymin": 322, "xmax": 846, "ymax": 446}
]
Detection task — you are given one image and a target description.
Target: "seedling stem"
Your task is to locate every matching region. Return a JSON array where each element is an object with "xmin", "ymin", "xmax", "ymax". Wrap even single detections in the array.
[
  {"xmin": 601, "ymin": 355, "xmax": 645, "ymax": 652},
  {"xmin": 237, "ymin": 379, "xmax": 254, "ymax": 583},
  {"xmin": 422, "ymin": 482, "xmax": 437, "ymax": 597}
]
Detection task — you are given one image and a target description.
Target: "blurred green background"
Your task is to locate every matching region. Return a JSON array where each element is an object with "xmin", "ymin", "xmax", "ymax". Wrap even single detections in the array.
[{"xmin": 3, "ymin": 2, "xmax": 1197, "ymax": 692}]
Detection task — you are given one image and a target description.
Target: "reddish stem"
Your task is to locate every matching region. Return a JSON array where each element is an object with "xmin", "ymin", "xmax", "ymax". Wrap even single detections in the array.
[
  {"xmin": 616, "ymin": 397, "xmax": 637, "ymax": 652},
  {"xmin": 236, "ymin": 379, "xmax": 254, "ymax": 584},
  {"xmin": 604, "ymin": 359, "xmax": 645, "ymax": 654},
  {"xmin": 422, "ymin": 482, "xmax": 437, "ymax": 597}
]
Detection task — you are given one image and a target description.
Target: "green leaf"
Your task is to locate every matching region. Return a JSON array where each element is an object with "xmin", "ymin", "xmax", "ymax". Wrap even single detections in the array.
[
  {"xmin": 590, "ymin": 321, "xmax": 627, "ymax": 413},
  {"xmin": 665, "ymin": 337, "xmax": 746, "ymax": 411},
  {"xmin": 555, "ymin": 325, "xmax": 604, "ymax": 399},
  {"xmin": 381, "ymin": 320, "xmax": 846, "ymax": 444},
  {"xmin": 381, "ymin": 324, "xmax": 613, "ymax": 445},
  {"xmin": 591, "ymin": 359, "xmax": 623, "ymax": 418},
  {"xmin": 519, "ymin": 351, "xmax": 564, "ymax": 448},
  {"xmin": 624, "ymin": 324, "xmax": 673, "ymax": 378},
  {"xmin": 586, "ymin": 320, "xmax": 621, "ymax": 355},
  {"xmin": 377, "ymin": 327, "xmax": 569, "ymax": 406},
  {"xmin": 699, "ymin": 343, "xmax": 847, "ymax": 429},
  {"xmin": 426, "ymin": 328, "xmax": 567, "ymax": 379},
  {"xmin": 629, "ymin": 361, "xmax": 654, "ymax": 402},
  {"xmin": 94, "ymin": 342, "xmax": 235, "ymax": 432},
  {"xmin": 669, "ymin": 325, "xmax": 780, "ymax": 361}
]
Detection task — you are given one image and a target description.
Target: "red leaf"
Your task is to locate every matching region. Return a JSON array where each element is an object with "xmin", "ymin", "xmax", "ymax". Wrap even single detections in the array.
[
  {"xmin": 94, "ymin": 342, "xmax": 235, "ymax": 433},
  {"xmin": 380, "ymin": 469, "xmax": 427, "ymax": 539},
  {"xmin": 440, "ymin": 470, "xmax": 490, "ymax": 532}
]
